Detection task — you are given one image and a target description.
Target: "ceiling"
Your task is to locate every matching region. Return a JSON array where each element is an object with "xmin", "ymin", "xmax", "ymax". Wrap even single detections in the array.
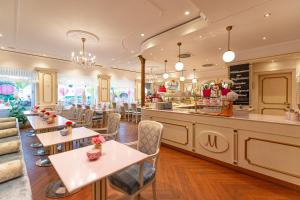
[{"xmin": 0, "ymin": 0, "xmax": 300, "ymax": 77}]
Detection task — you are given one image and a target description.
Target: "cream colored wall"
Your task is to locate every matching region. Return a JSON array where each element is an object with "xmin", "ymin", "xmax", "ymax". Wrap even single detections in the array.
[
  {"xmin": 0, "ymin": 50, "xmax": 138, "ymax": 103},
  {"xmin": 251, "ymin": 59, "xmax": 300, "ymax": 112}
]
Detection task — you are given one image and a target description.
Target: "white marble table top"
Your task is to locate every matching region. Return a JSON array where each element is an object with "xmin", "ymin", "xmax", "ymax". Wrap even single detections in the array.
[
  {"xmin": 36, "ymin": 127, "xmax": 99, "ymax": 147},
  {"xmin": 49, "ymin": 140, "xmax": 149, "ymax": 193},
  {"xmin": 23, "ymin": 110, "xmax": 39, "ymax": 116},
  {"xmin": 27, "ymin": 115, "xmax": 72, "ymax": 131}
]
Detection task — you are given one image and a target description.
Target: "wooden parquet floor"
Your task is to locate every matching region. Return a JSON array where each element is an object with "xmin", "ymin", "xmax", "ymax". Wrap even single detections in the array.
[{"xmin": 20, "ymin": 121, "xmax": 300, "ymax": 200}]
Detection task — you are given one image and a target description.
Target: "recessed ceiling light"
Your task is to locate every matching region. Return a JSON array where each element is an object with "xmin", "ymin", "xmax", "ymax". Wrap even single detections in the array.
[
  {"xmin": 130, "ymin": 50, "xmax": 135, "ymax": 54},
  {"xmin": 185, "ymin": 11, "xmax": 190, "ymax": 15},
  {"xmin": 42, "ymin": 54, "xmax": 46, "ymax": 56},
  {"xmin": 140, "ymin": 33, "xmax": 145, "ymax": 37},
  {"xmin": 262, "ymin": 36, "xmax": 267, "ymax": 40},
  {"xmin": 264, "ymin": 13, "xmax": 271, "ymax": 18},
  {"xmin": 0, "ymin": 46, "xmax": 4, "ymax": 49},
  {"xmin": 199, "ymin": 35, "xmax": 203, "ymax": 38},
  {"xmin": 271, "ymin": 60, "xmax": 275, "ymax": 62},
  {"xmin": 111, "ymin": 58, "xmax": 115, "ymax": 61},
  {"xmin": 160, "ymin": 48, "xmax": 164, "ymax": 51},
  {"xmin": 0, "ymin": 33, "xmax": 3, "ymax": 37},
  {"xmin": 218, "ymin": 47, "xmax": 222, "ymax": 50},
  {"xmin": 150, "ymin": 53, "xmax": 153, "ymax": 56}
]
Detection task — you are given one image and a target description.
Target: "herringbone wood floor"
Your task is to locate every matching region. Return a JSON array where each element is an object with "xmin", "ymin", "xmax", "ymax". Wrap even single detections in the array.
[{"xmin": 21, "ymin": 121, "xmax": 300, "ymax": 200}]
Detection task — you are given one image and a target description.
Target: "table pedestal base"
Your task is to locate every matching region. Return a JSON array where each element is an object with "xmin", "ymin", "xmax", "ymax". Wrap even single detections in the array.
[
  {"xmin": 33, "ymin": 148, "xmax": 48, "ymax": 156},
  {"xmin": 36, "ymin": 158, "xmax": 52, "ymax": 167},
  {"xmin": 92, "ymin": 178, "xmax": 107, "ymax": 200},
  {"xmin": 45, "ymin": 179, "xmax": 70, "ymax": 198},
  {"xmin": 30, "ymin": 143, "xmax": 43, "ymax": 148}
]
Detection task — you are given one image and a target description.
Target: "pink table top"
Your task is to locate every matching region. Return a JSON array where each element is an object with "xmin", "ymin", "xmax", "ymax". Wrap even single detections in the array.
[
  {"xmin": 36, "ymin": 127, "xmax": 99, "ymax": 147},
  {"xmin": 27, "ymin": 115, "xmax": 72, "ymax": 131},
  {"xmin": 49, "ymin": 140, "xmax": 149, "ymax": 192}
]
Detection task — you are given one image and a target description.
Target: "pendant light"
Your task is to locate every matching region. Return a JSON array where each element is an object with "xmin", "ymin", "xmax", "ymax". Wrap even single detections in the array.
[
  {"xmin": 192, "ymin": 69, "xmax": 197, "ymax": 83},
  {"xmin": 162, "ymin": 59, "xmax": 169, "ymax": 79},
  {"xmin": 222, "ymin": 26, "xmax": 235, "ymax": 63},
  {"xmin": 175, "ymin": 42, "xmax": 184, "ymax": 71},
  {"xmin": 179, "ymin": 70, "xmax": 185, "ymax": 81}
]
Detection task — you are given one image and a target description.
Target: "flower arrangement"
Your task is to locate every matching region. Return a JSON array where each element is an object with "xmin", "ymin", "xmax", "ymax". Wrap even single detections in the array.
[
  {"xmin": 226, "ymin": 91, "xmax": 239, "ymax": 101},
  {"xmin": 92, "ymin": 135, "xmax": 106, "ymax": 145},
  {"xmin": 200, "ymin": 80, "xmax": 215, "ymax": 98},
  {"xmin": 41, "ymin": 109, "xmax": 46, "ymax": 113},
  {"xmin": 220, "ymin": 79, "xmax": 234, "ymax": 96},
  {"xmin": 52, "ymin": 114, "xmax": 57, "ymax": 118},
  {"xmin": 45, "ymin": 112, "xmax": 50, "ymax": 115},
  {"xmin": 65, "ymin": 121, "xmax": 73, "ymax": 126},
  {"xmin": 92, "ymin": 135, "xmax": 106, "ymax": 151},
  {"xmin": 65, "ymin": 121, "xmax": 73, "ymax": 134}
]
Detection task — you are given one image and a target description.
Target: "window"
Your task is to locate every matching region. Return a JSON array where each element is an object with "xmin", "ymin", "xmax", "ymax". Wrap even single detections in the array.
[{"xmin": 0, "ymin": 81, "xmax": 34, "ymax": 110}]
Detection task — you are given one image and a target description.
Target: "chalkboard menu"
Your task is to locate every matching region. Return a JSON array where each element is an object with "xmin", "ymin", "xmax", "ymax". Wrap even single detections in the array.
[{"xmin": 229, "ymin": 64, "xmax": 250, "ymax": 105}]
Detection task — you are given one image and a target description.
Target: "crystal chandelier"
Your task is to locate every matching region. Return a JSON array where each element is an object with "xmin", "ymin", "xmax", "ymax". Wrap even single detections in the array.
[
  {"xmin": 71, "ymin": 38, "xmax": 96, "ymax": 67},
  {"xmin": 147, "ymin": 68, "xmax": 156, "ymax": 83}
]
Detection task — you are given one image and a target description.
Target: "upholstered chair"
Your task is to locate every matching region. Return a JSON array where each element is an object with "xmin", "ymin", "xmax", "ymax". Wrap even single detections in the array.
[
  {"xmin": 108, "ymin": 120, "xmax": 163, "ymax": 200},
  {"xmin": 76, "ymin": 109, "xmax": 94, "ymax": 128},
  {"xmin": 92, "ymin": 113, "xmax": 121, "ymax": 140}
]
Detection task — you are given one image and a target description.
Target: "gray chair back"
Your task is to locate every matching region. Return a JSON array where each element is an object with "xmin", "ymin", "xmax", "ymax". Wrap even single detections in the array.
[
  {"xmin": 83, "ymin": 109, "xmax": 94, "ymax": 128},
  {"xmin": 107, "ymin": 113, "xmax": 121, "ymax": 134},
  {"xmin": 137, "ymin": 120, "xmax": 163, "ymax": 156},
  {"xmin": 123, "ymin": 103, "xmax": 129, "ymax": 111}
]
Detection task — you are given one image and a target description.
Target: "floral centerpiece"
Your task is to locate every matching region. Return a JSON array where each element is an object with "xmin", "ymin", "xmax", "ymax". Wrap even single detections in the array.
[
  {"xmin": 47, "ymin": 114, "xmax": 56, "ymax": 124},
  {"xmin": 221, "ymin": 91, "xmax": 239, "ymax": 117},
  {"xmin": 65, "ymin": 121, "xmax": 73, "ymax": 134},
  {"xmin": 88, "ymin": 135, "xmax": 106, "ymax": 160},
  {"xmin": 39, "ymin": 109, "xmax": 46, "ymax": 117},
  {"xmin": 220, "ymin": 79, "xmax": 234, "ymax": 96},
  {"xmin": 200, "ymin": 80, "xmax": 214, "ymax": 98},
  {"xmin": 92, "ymin": 135, "xmax": 106, "ymax": 150},
  {"xmin": 33, "ymin": 105, "xmax": 40, "ymax": 113}
]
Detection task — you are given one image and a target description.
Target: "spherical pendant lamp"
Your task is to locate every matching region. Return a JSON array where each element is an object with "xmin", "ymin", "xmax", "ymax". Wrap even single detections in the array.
[
  {"xmin": 162, "ymin": 60, "xmax": 169, "ymax": 79},
  {"xmin": 175, "ymin": 42, "xmax": 184, "ymax": 71},
  {"xmin": 222, "ymin": 26, "xmax": 236, "ymax": 63}
]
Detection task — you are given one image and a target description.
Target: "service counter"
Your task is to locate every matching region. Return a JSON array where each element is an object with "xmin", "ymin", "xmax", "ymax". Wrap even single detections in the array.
[{"xmin": 142, "ymin": 108, "xmax": 300, "ymax": 187}]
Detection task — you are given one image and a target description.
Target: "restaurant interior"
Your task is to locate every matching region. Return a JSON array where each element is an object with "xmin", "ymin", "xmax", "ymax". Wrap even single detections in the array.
[{"xmin": 1, "ymin": 0, "xmax": 300, "ymax": 200}]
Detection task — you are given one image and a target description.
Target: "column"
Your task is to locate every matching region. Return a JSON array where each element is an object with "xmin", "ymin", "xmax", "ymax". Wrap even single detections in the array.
[{"xmin": 138, "ymin": 55, "xmax": 146, "ymax": 107}]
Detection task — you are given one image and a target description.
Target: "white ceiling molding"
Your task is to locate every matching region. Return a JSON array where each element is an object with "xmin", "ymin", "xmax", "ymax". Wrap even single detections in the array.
[
  {"xmin": 144, "ymin": 0, "xmax": 164, "ymax": 17},
  {"xmin": 141, "ymin": 13, "xmax": 208, "ymax": 52}
]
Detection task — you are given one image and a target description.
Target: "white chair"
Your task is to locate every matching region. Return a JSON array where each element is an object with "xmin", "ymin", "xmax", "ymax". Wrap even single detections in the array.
[
  {"xmin": 131, "ymin": 103, "xmax": 141, "ymax": 123},
  {"xmin": 123, "ymin": 103, "xmax": 132, "ymax": 121},
  {"xmin": 92, "ymin": 113, "xmax": 121, "ymax": 140},
  {"xmin": 108, "ymin": 120, "xmax": 163, "ymax": 200}
]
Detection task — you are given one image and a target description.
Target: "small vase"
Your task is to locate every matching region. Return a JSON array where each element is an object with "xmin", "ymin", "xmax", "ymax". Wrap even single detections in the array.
[
  {"xmin": 221, "ymin": 100, "xmax": 233, "ymax": 117},
  {"xmin": 94, "ymin": 144, "xmax": 102, "ymax": 154},
  {"xmin": 67, "ymin": 126, "xmax": 72, "ymax": 134},
  {"xmin": 221, "ymin": 88, "xmax": 231, "ymax": 96}
]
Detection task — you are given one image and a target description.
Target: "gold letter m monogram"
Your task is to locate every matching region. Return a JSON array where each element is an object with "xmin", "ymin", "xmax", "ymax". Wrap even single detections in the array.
[{"xmin": 205, "ymin": 135, "xmax": 218, "ymax": 149}]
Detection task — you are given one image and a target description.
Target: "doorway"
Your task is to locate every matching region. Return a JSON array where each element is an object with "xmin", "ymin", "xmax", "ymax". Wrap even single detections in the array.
[{"xmin": 258, "ymin": 72, "xmax": 292, "ymax": 115}]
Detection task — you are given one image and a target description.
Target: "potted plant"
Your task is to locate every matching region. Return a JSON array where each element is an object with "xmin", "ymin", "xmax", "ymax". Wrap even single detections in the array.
[
  {"xmin": 8, "ymin": 96, "xmax": 27, "ymax": 126},
  {"xmin": 201, "ymin": 80, "xmax": 213, "ymax": 98}
]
